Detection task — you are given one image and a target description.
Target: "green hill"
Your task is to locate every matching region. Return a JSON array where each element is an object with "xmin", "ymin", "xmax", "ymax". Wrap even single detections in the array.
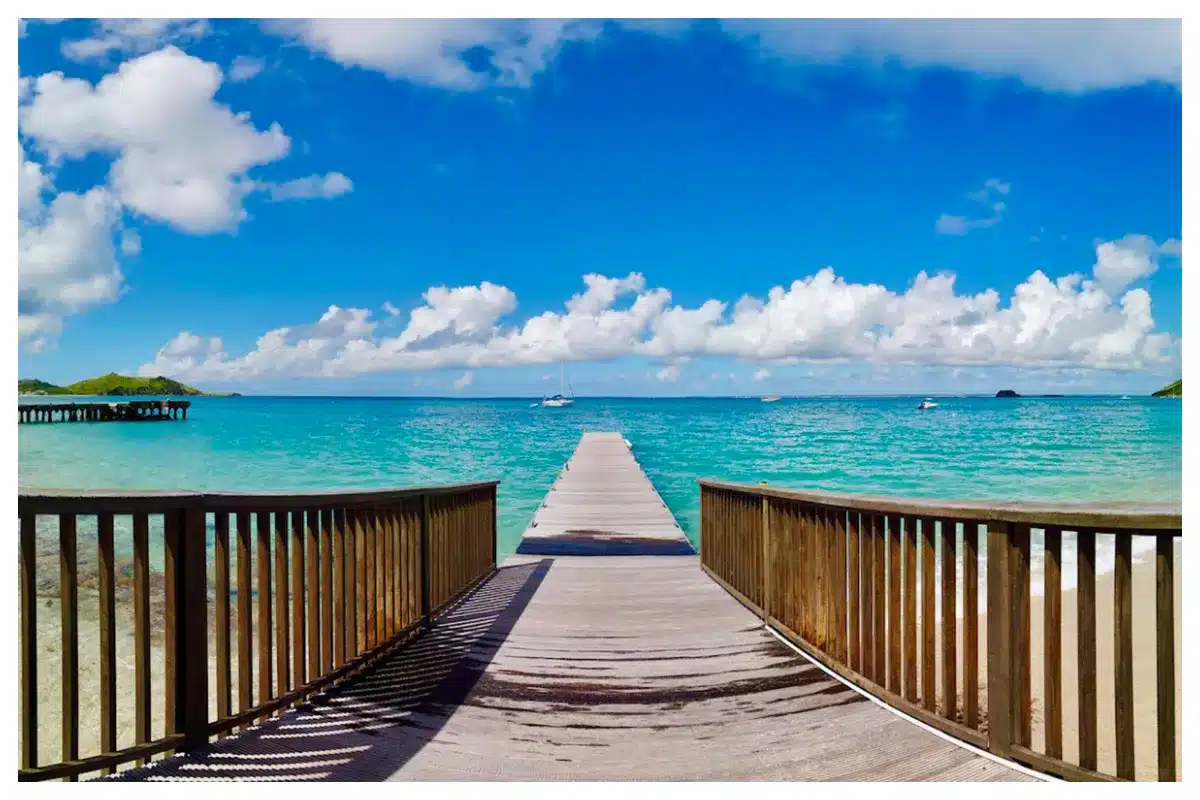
[
  {"xmin": 18, "ymin": 373, "xmax": 236, "ymax": 397},
  {"xmin": 1152, "ymin": 379, "xmax": 1181, "ymax": 398}
]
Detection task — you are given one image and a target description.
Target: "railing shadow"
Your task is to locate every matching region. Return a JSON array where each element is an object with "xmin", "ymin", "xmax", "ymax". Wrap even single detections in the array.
[{"xmin": 106, "ymin": 559, "xmax": 553, "ymax": 782}]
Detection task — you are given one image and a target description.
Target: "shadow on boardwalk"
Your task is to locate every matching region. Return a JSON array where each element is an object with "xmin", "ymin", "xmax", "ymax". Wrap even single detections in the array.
[{"xmin": 107, "ymin": 559, "xmax": 553, "ymax": 782}]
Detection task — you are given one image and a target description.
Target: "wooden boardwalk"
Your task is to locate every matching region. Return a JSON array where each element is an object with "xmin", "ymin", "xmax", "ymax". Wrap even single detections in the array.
[
  {"xmin": 517, "ymin": 432, "xmax": 693, "ymax": 556},
  {"xmin": 104, "ymin": 432, "xmax": 1038, "ymax": 782}
]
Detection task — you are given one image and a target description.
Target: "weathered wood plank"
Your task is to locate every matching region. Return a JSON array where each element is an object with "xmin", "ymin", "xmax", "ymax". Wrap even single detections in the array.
[
  {"xmin": 941, "ymin": 519, "xmax": 957, "ymax": 723},
  {"xmin": 921, "ymin": 517, "xmax": 936, "ymax": 713},
  {"xmin": 1155, "ymin": 533, "xmax": 1176, "ymax": 781},
  {"xmin": 213, "ymin": 512, "xmax": 231, "ymax": 736},
  {"xmin": 963, "ymin": 522, "xmax": 979, "ymax": 730},
  {"xmin": 904, "ymin": 516, "xmax": 917, "ymax": 702}
]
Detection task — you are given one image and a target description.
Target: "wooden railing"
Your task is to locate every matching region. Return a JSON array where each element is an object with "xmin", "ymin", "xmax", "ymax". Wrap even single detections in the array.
[
  {"xmin": 700, "ymin": 480, "xmax": 1181, "ymax": 782},
  {"xmin": 18, "ymin": 482, "xmax": 498, "ymax": 782}
]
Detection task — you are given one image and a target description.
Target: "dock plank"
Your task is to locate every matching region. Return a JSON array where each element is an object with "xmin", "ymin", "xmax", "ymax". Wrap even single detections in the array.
[{"xmin": 108, "ymin": 557, "xmax": 1037, "ymax": 782}]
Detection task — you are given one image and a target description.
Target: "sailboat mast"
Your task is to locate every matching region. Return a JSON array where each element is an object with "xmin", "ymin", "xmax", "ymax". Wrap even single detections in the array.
[{"xmin": 560, "ymin": 364, "xmax": 564, "ymax": 396}]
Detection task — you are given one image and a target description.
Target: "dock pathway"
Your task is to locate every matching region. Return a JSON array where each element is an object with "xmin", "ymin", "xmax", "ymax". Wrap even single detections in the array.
[
  {"xmin": 517, "ymin": 432, "xmax": 693, "ymax": 556},
  {"xmin": 107, "ymin": 432, "xmax": 1037, "ymax": 782}
]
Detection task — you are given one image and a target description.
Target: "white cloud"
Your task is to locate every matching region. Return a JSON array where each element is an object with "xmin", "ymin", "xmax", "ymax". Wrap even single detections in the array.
[
  {"xmin": 19, "ymin": 145, "xmax": 124, "ymax": 350},
  {"xmin": 139, "ymin": 237, "xmax": 1179, "ymax": 383},
  {"xmin": 20, "ymin": 46, "xmax": 291, "ymax": 234},
  {"xmin": 753, "ymin": 369, "xmax": 771, "ymax": 382},
  {"xmin": 937, "ymin": 178, "xmax": 1009, "ymax": 236},
  {"xmin": 267, "ymin": 19, "xmax": 603, "ymax": 90},
  {"xmin": 381, "ymin": 301, "xmax": 401, "ymax": 317},
  {"xmin": 263, "ymin": 172, "xmax": 354, "ymax": 201},
  {"xmin": 62, "ymin": 19, "xmax": 209, "ymax": 62},
  {"xmin": 119, "ymin": 228, "xmax": 142, "ymax": 255},
  {"xmin": 453, "ymin": 370, "xmax": 473, "ymax": 389},
  {"xmin": 228, "ymin": 55, "xmax": 265, "ymax": 82},
  {"xmin": 1092, "ymin": 234, "xmax": 1177, "ymax": 295},
  {"xmin": 719, "ymin": 19, "xmax": 1180, "ymax": 92}
]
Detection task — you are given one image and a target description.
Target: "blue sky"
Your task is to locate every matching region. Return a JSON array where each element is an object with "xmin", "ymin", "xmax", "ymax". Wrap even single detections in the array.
[{"xmin": 17, "ymin": 19, "xmax": 1182, "ymax": 396}]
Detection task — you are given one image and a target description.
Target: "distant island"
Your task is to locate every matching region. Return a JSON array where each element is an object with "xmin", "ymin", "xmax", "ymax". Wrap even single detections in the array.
[
  {"xmin": 995, "ymin": 389, "xmax": 1021, "ymax": 398},
  {"xmin": 1152, "ymin": 379, "xmax": 1181, "ymax": 398},
  {"xmin": 18, "ymin": 373, "xmax": 240, "ymax": 397}
]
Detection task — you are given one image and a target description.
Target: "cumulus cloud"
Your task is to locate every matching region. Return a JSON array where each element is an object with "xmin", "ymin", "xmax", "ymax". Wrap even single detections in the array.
[
  {"xmin": 718, "ymin": 19, "xmax": 1180, "ymax": 92},
  {"xmin": 266, "ymin": 19, "xmax": 603, "ymax": 90},
  {"xmin": 753, "ymin": 369, "xmax": 772, "ymax": 382},
  {"xmin": 18, "ymin": 145, "xmax": 123, "ymax": 351},
  {"xmin": 20, "ymin": 47, "xmax": 292, "ymax": 233},
  {"xmin": 17, "ymin": 46, "xmax": 352, "ymax": 347},
  {"xmin": 62, "ymin": 19, "xmax": 209, "ymax": 62},
  {"xmin": 139, "ymin": 237, "xmax": 1180, "ymax": 383},
  {"xmin": 228, "ymin": 55, "xmax": 265, "ymax": 82},
  {"xmin": 453, "ymin": 371, "xmax": 473, "ymax": 389},
  {"xmin": 1092, "ymin": 234, "xmax": 1178, "ymax": 295},
  {"xmin": 262, "ymin": 172, "xmax": 354, "ymax": 201}
]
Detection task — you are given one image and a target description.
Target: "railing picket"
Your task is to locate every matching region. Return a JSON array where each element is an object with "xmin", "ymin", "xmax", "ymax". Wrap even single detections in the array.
[
  {"xmin": 356, "ymin": 508, "xmax": 368, "ymax": 652},
  {"xmin": 366, "ymin": 507, "xmax": 376, "ymax": 648},
  {"xmin": 963, "ymin": 522, "xmax": 979, "ymax": 729},
  {"xmin": 236, "ymin": 512, "xmax": 252, "ymax": 729},
  {"xmin": 97, "ymin": 513, "xmax": 117, "ymax": 772},
  {"xmin": 1043, "ymin": 527, "xmax": 1062, "ymax": 759},
  {"xmin": 162, "ymin": 511, "xmax": 181, "ymax": 757},
  {"xmin": 292, "ymin": 510, "xmax": 305, "ymax": 691},
  {"xmin": 133, "ymin": 513, "xmax": 151, "ymax": 763},
  {"xmin": 1114, "ymin": 531, "xmax": 1135, "ymax": 780},
  {"xmin": 20, "ymin": 514, "xmax": 37, "ymax": 770},
  {"xmin": 213, "ymin": 512, "xmax": 231, "ymax": 736},
  {"xmin": 1077, "ymin": 529, "xmax": 1098, "ymax": 771},
  {"xmin": 1010, "ymin": 523, "xmax": 1032, "ymax": 748},
  {"xmin": 274, "ymin": 511, "xmax": 290, "ymax": 698},
  {"xmin": 320, "ymin": 509, "xmax": 333, "ymax": 675},
  {"xmin": 873, "ymin": 514, "xmax": 886, "ymax": 686},
  {"xmin": 307, "ymin": 509, "xmax": 320, "ymax": 684},
  {"xmin": 60, "ymin": 514, "xmax": 80, "ymax": 779},
  {"xmin": 941, "ymin": 519, "xmax": 957, "ymax": 723},
  {"xmin": 333, "ymin": 508, "xmax": 346, "ymax": 668},
  {"xmin": 921, "ymin": 517, "xmax": 936, "ymax": 713},
  {"xmin": 887, "ymin": 514, "xmax": 901, "ymax": 695},
  {"xmin": 256, "ymin": 511, "xmax": 273, "ymax": 715},
  {"xmin": 903, "ymin": 516, "xmax": 918, "ymax": 702},
  {"xmin": 848, "ymin": 511, "xmax": 860, "ymax": 672},
  {"xmin": 1155, "ymin": 532, "xmax": 1176, "ymax": 781}
]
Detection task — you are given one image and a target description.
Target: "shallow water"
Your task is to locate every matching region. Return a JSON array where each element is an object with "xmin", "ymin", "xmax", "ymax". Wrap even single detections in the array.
[{"xmin": 19, "ymin": 395, "xmax": 1181, "ymax": 564}]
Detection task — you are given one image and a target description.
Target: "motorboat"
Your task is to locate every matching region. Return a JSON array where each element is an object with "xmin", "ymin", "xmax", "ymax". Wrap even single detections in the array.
[
  {"xmin": 761, "ymin": 396, "xmax": 781, "ymax": 403},
  {"xmin": 917, "ymin": 398, "xmax": 938, "ymax": 410}
]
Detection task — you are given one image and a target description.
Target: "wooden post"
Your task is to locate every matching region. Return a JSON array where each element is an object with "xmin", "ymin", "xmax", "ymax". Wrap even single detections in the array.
[
  {"xmin": 175, "ymin": 505, "xmax": 209, "ymax": 753},
  {"xmin": 986, "ymin": 520, "xmax": 1012, "ymax": 758},
  {"xmin": 420, "ymin": 494, "xmax": 431, "ymax": 627}
]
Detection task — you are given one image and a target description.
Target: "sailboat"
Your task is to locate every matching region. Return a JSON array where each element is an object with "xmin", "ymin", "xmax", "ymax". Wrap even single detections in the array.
[{"xmin": 541, "ymin": 364, "xmax": 574, "ymax": 408}]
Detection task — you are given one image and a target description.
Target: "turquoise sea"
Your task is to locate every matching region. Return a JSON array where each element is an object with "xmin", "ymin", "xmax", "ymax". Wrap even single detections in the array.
[{"xmin": 19, "ymin": 395, "xmax": 1181, "ymax": 563}]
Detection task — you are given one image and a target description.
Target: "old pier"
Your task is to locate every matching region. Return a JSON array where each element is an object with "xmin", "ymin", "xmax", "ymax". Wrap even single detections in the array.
[{"xmin": 18, "ymin": 400, "xmax": 190, "ymax": 424}]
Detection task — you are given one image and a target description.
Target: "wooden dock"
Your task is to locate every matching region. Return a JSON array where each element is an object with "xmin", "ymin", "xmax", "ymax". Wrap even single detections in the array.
[
  {"xmin": 91, "ymin": 435, "xmax": 1038, "ymax": 782},
  {"xmin": 517, "ymin": 432, "xmax": 694, "ymax": 556},
  {"xmin": 18, "ymin": 399, "xmax": 190, "ymax": 424}
]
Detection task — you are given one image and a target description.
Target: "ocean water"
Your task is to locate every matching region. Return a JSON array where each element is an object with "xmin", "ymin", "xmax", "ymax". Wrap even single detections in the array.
[{"xmin": 19, "ymin": 395, "xmax": 1180, "ymax": 568}]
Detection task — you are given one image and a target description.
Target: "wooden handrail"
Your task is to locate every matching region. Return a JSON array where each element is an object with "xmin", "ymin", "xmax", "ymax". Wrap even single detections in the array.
[
  {"xmin": 699, "ymin": 479, "xmax": 1182, "ymax": 531},
  {"xmin": 17, "ymin": 481, "xmax": 498, "ymax": 782},
  {"xmin": 699, "ymin": 481, "xmax": 1181, "ymax": 782}
]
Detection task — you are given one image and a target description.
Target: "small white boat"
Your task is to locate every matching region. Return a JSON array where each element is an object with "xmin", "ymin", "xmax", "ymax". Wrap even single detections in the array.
[
  {"xmin": 761, "ymin": 395, "xmax": 781, "ymax": 403},
  {"xmin": 541, "ymin": 365, "xmax": 575, "ymax": 408},
  {"xmin": 917, "ymin": 398, "xmax": 937, "ymax": 410}
]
